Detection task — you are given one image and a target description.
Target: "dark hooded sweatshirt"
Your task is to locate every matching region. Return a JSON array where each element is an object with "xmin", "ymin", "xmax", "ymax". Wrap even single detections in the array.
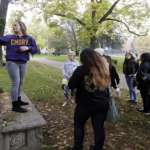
[{"xmin": 68, "ymin": 65, "xmax": 109, "ymax": 106}]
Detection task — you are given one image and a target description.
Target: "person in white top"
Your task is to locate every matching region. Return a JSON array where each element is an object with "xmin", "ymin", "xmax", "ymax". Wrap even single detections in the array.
[{"xmin": 62, "ymin": 52, "xmax": 80, "ymax": 106}]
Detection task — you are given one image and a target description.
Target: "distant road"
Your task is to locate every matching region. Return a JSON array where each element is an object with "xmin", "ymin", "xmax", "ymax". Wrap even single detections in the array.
[{"xmin": 31, "ymin": 57, "xmax": 139, "ymax": 92}]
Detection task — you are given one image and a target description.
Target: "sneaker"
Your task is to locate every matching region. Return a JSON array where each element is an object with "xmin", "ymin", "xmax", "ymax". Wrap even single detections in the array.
[
  {"xmin": 139, "ymin": 108, "xmax": 144, "ymax": 111},
  {"xmin": 115, "ymin": 88, "xmax": 121, "ymax": 98},
  {"xmin": 71, "ymin": 99, "xmax": 75, "ymax": 104},
  {"xmin": 136, "ymin": 109, "xmax": 149, "ymax": 115},
  {"xmin": 131, "ymin": 102, "xmax": 137, "ymax": 105},
  {"xmin": 127, "ymin": 100, "xmax": 134, "ymax": 103},
  {"xmin": 62, "ymin": 101, "xmax": 67, "ymax": 107}
]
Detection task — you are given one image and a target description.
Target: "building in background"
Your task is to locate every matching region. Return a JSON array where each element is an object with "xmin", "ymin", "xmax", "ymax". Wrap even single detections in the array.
[
  {"xmin": 122, "ymin": 39, "xmax": 134, "ymax": 55},
  {"xmin": 41, "ymin": 48, "xmax": 48, "ymax": 54}
]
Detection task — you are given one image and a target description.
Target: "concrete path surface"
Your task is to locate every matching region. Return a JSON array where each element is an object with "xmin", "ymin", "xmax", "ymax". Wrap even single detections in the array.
[{"xmin": 30, "ymin": 57, "xmax": 131, "ymax": 91}]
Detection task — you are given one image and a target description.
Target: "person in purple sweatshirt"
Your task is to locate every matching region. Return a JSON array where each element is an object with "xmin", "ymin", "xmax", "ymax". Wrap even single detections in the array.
[{"xmin": 0, "ymin": 20, "xmax": 38, "ymax": 113}]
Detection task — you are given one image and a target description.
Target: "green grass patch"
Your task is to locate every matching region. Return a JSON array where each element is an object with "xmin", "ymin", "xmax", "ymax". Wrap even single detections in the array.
[
  {"xmin": 0, "ymin": 61, "xmax": 149, "ymax": 135},
  {"xmin": 45, "ymin": 55, "xmax": 131, "ymax": 74},
  {"xmin": 113, "ymin": 88, "xmax": 150, "ymax": 134},
  {"xmin": 0, "ymin": 61, "xmax": 64, "ymax": 104}
]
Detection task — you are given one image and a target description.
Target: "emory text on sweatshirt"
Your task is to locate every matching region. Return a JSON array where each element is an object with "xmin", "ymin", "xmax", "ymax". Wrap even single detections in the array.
[{"xmin": 0, "ymin": 35, "xmax": 38, "ymax": 64}]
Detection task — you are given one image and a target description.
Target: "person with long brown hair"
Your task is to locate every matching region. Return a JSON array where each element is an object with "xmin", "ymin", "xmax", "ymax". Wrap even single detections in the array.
[
  {"xmin": 0, "ymin": 20, "xmax": 38, "ymax": 113},
  {"xmin": 67, "ymin": 48, "xmax": 110, "ymax": 150},
  {"xmin": 123, "ymin": 53, "xmax": 139, "ymax": 105},
  {"xmin": 105, "ymin": 55, "xmax": 121, "ymax": 98}
]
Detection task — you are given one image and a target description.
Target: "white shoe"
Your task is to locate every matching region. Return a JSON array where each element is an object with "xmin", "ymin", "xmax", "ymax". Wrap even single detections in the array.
[
  {"xmin": 139, "ymin": 108, "xmax": 143, "ymax": 111},
  {"xmin": 71, "ymin": 99, "xmax": 75, "ymax": 104},
  {"xmin": 115, "ymin": 88, "xmax": 121, "ymax": 98},
  {"xmin": 62, "ymin": 102, "xmax": 67, "ymax": 107}
]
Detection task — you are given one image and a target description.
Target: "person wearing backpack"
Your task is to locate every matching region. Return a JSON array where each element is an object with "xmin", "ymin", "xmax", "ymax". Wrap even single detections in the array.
[
  {"xmin": 105, "ymin": 55, "xmax": 121, "ymax": 98},
  {"xmin": 136, "ymin": 53, "xmax": 150, "ymax": 115},
  {"xmin": 123, "ymin": 53, "xmax": 139, "ymax": 105}
]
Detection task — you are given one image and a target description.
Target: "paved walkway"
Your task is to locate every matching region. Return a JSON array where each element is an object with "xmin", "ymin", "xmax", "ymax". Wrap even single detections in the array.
[{"xmin": 30, "ymin": 58, "xmax": 134, "ymax": 91}]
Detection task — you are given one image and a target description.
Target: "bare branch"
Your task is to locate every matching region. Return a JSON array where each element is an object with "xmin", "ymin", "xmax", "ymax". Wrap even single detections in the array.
[
  {"xmin": 75, "ymin": 18, "xmax": 86, "ymax": 26},
  {"xmin": 21, "ymin": 6, "xmax": 41, "ymax": 15},
  {"xmin": 99, "ymin": 0, "xmax": 120, "ymax": 24},
  {"xmin": 96, "ymin": 0, "xmax": 102, "ymax": 3},
  {"xmin": 105, "ymin": 18, "xmax": 148, "ymax": 36}
]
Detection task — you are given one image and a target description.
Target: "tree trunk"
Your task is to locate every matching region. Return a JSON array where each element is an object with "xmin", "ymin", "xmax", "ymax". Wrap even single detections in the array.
[
  {"xmin": 90, "ymin": 0, "xmax": 97, "ymax": 49},
  {"xmin": 90, "ymin": 36, "xmax": 96, "ymax": 49},
  {"xmin": 0, "ymin": 0, "xmax": 9, "ymax": 62},
  {"xmin": 99, "ymin": 36, "xmax": 103, "ymax": 48}
]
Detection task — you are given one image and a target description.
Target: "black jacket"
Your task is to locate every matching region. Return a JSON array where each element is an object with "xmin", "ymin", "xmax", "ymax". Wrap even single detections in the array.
[
  {"xmin": 136, "ymin": 61, "xmax": 150, "ymax": 89},
  {"xmin": 68, "ymin": 65, "xmax": 109, "ymax": 106},
  {"xmin": 110, "ymin": 66, "xmax": 120, "ymax": 84},
  {"xmin": 123, "ymin": 61, "xmax": 139, "ymax": 76}
]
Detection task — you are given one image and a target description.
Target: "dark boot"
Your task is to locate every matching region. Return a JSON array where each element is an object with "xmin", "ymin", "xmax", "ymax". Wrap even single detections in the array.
[
  {"xmin": 18, "ymin": 96, "xmax": 29, "ymax": 105},
  {"xmin": 12, "ymin": 101, "xmax": 27, "ymax": 113},
  {"xmin": 67, "ymin": 147, "xmax": 74, "ymax": 150},
  {"xmin": 67, "ymin": 146, "xmax": 82, "ymax": 150},
  {"xmin": 127, "ymin": 100, "xmax": 134, "ymax": 103},
  {"xmin": 89, "ymin": 145, "xmax": 95, "ymax": 150}
]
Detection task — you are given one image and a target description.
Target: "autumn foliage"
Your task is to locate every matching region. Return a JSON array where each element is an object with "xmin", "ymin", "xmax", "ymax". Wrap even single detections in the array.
[{"xmin": 134, "ymin": 36, "xmax": 150, "ymax": 53}]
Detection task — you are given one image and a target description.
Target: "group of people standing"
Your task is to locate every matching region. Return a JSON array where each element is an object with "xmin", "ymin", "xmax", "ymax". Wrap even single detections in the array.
[
  {"xmin": 123, "ymin": 53, "xmax": 150, "ymax": 114},
  {"xmin": 52, "ymin": 52, "xmax": 60, "ymax": 56},
  {"xmin": 62, "ymin": 51, "xmax": 150, "ymax": 150},
  {"xmin": 1, "ymin": 20, "xmax": 150, "ymax": 150}
]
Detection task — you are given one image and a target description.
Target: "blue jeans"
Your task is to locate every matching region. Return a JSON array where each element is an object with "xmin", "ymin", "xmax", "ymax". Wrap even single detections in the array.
[
  {"xmin": 125, "ymin": 76, "xmax": 137, "ymax": 102},
  {"xmin": 74, "ymin": 103, "xmax": 109, "ymax": 150},
  {"xmin": 6, "ymin": 61, "xmax": 27, "ymax": 102}
]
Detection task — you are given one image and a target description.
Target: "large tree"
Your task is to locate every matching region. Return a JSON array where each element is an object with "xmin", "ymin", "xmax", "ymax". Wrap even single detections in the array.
[
  {"xmin": 18, "ymin": 0, "xmax": 150, "ymax": 49},
  {"xmin": 48, "ymin": 35, "xmax": 69, "ymax": 53},
  {"xmin": 63, "ymin": 19, "xmax": 89, "ymax": 56}
]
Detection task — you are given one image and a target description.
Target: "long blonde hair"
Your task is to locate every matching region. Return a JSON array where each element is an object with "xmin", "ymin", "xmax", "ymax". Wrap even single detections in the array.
[{"xmin": 13, "ymin": 20, "xmax": 27, "ymax": 35}]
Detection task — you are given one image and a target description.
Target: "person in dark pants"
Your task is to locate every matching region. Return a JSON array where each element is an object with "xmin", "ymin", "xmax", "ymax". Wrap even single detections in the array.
[
  {"xmin": 67, "ymin": 48, "xmax": 110, "ymax": 150},
  {"xmin": 136, "ymin": 53, "xmax": 150, "ymax": 115},
  {"xmin": 142, "ymin": 76, "xmax": 150, "ymax": 113},
  {"xmin": 105, "ymin": 55, "xmax": 121, "ymax": 98},
  {"xmin": 123, "ymin": 53, "xmax": 139, "ymax": 105},
  {"xmin": 0, "ymin": 20, "xmax": 38, "ymax": 113}
]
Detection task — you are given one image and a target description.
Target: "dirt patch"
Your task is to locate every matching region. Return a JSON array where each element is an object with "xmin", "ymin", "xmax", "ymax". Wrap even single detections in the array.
[
  {"xmin": 1, "ymin": 92, "xmax": 150, "ymax": 150},
  {"xmin": 33, "ymin": 100, "xmax": 150, "ymax": 150}
]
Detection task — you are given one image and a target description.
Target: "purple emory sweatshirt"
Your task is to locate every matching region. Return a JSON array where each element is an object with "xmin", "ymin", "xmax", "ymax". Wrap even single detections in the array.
[{"xmin": 0, "ymin": 34, "xmax": 38, "ymax": 64}]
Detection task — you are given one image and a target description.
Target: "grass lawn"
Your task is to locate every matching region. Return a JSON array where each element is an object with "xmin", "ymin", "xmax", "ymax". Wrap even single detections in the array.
[
  {"xmin": 2, "ymin": 54, "xmax": 140, "ymax": 74},
  {"xmin": 0, "ymin": 60, "xmax": 150, "ymax": 150},
  {"xmin": 43, "ymin": 54, "xmax": 140, "ymax": 74}
]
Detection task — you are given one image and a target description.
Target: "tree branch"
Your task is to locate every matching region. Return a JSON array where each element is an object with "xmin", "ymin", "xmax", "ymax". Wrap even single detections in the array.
[
  {"xmin": 21, "ymin": 6, "xmax": 41, "ymax": 15},
  {"xmin": 96, "ymin": 0, "xmax": 102, "ymax": 3},
  {"xmin": 53, "ymin": 13, "xmax": 86, "ymax": 26},
  {"xmin": 99, "ymin": 0, "xmax": 120, "ymax": 24},
  {"xmin": 57, "ymin": 3, "xmax": 87, "ymax": 27},
  {"xmin": 104, "ymin": 18, "xmax": 148, "ymax": 36}
]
